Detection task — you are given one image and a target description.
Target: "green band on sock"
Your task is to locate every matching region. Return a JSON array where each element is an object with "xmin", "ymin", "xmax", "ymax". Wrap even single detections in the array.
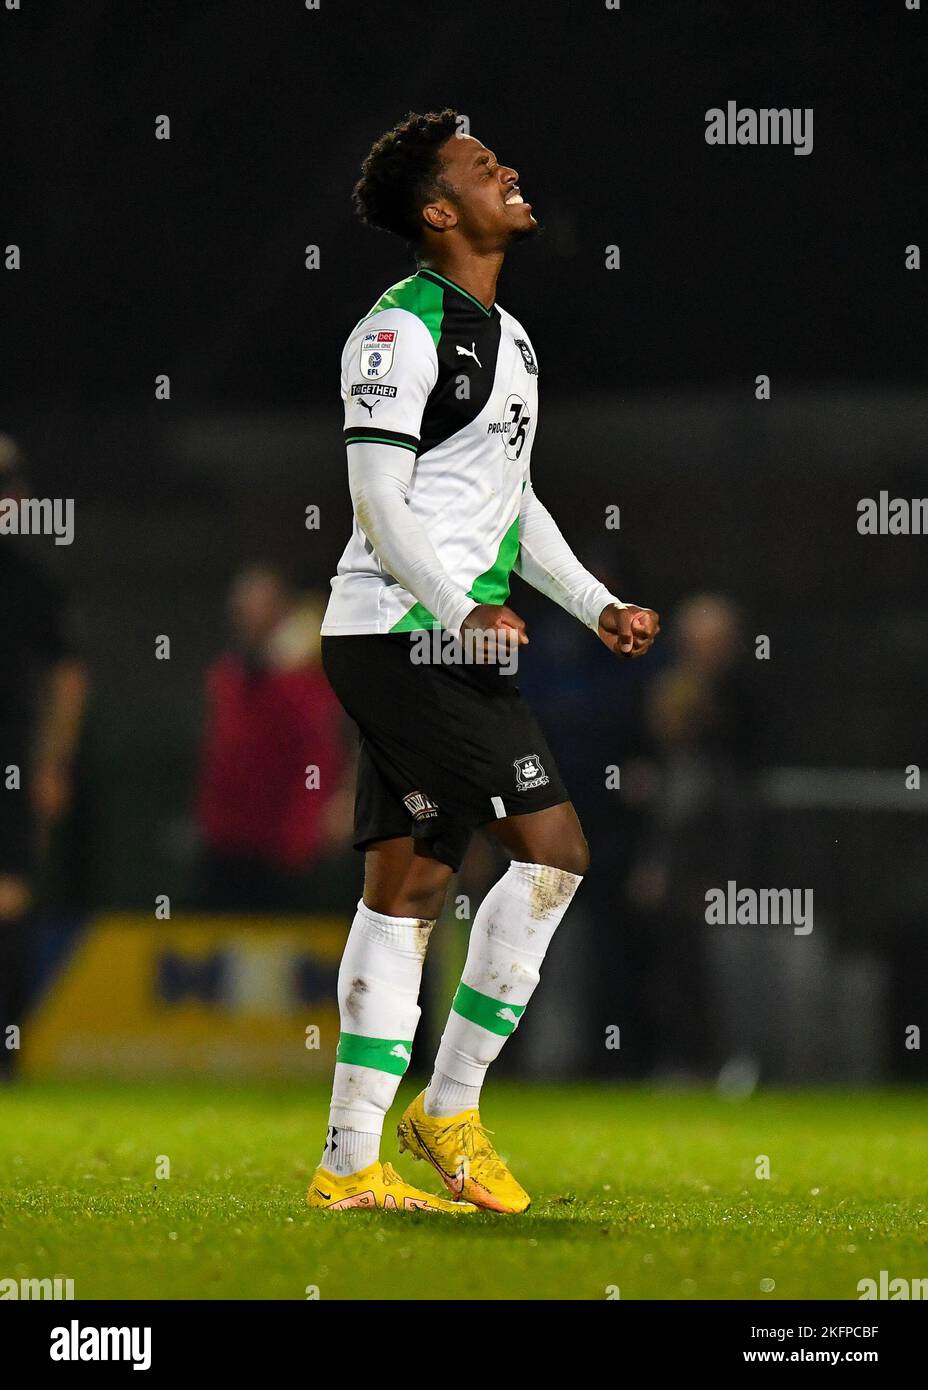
[
  {"xmin": 451, "ymin": 982, "xmax": 525, "ymax": 1036},
  {"xmin": 336, "ymin": 1032, "xmax": 413, "ymax": 1075}
]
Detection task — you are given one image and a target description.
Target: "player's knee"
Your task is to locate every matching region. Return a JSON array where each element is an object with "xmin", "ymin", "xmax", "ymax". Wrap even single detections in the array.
[
  {"xmin": 399, "ymin": 882, "xmax": 449, "ymax": 920},
  {"xmin": 367, "ymin": 868, "xmax": 451, "ymax": 922},
  {"xmin": 570, "ymin": 834, "xmax": 591, "ymax": 877},
  {"xmin": 546, "ymin": 833, "xmax": 590, "ymax": 878}
]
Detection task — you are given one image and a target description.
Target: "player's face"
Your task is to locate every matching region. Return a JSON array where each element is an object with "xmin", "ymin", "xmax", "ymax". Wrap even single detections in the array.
[{"xmin": 436, "ymin": 134, "xmax": 537, "ymax": 246}]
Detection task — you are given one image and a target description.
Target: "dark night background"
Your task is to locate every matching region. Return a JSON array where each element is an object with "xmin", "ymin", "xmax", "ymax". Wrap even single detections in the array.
[
  {"xmin": 1, "ymin": 0, "xmax": 926, "ymax": 1079},
  {"xmin": 4, "ymin": 0, "xmax": 926, "ymax": 403}
]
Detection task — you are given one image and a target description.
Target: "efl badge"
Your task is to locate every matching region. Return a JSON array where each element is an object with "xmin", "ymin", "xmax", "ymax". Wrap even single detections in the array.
[
  {"xmin": 360, "ymin": 328, "xmax": 398, "ymax": 379},
  {"xmin": 513, "ymin": 754, "xmax": 549, "ymax": 791}
]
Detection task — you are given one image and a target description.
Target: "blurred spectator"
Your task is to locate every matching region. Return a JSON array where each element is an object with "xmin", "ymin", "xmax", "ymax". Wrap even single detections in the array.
[
  {"xmin": 194, "ymin": 565, "xmax": 354, "ymax": 911},
  {"xmin": 630, "ymin": 593, "xmax": 765, "ymax": 1079},
  {"xmin": 0, "ymin": 436, "xmax": 89, "ymax": 1080}
]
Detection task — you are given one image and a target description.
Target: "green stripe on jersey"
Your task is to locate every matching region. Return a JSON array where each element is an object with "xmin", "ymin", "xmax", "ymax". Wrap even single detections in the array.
[
  {"xmin": 391, "ymin": 600, "xmax": 441, "ymax": 633},
  {"xmin": 345, "ymin": 434, "xmax": 418, "ymax": 451},
  {"xmin": 416, "ymin": 268, "xmax": 493, "ymax": 318},
  {"xmin": 358, "ymin": 273, "xmax": 445, "ymax": 347},
  {"xmin": 390, "ymin": 514, "xmax": 521, "ymax": 633},
  {"xmin": 467, "ymin": 514, "xmax": 520, "ymax": 605},
  {"xmin": 451, "ymin": 982, "xmax": 525, "ymax": 1036},
  {"xmin": 336, "ymin": 1032, "xmax": 414, "ymax": 1075}
]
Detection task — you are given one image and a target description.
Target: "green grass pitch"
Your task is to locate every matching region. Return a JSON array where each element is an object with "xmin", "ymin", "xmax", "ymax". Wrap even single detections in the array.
[{"xmin": 1, "ymin": 1081, "xmax": 925, "ymax": 1300}]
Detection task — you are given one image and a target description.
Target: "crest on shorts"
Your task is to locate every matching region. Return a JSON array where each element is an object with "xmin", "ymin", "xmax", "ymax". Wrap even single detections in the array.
[
  {"xmin": 403, "ymin": 789, "xmax": 439, "ymax": 821},
  {"xmin": 360, "ymin": 328, "xmax": 398, "ymax": 379},
  {"xmin": 513, "ymin": 754, "xmax": 549, "ymax": 791}
]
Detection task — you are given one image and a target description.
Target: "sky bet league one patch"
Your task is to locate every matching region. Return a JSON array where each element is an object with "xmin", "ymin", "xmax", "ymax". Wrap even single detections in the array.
[{"xmin": 360, "ymin": 328, "xmax": 398, "ymax": 379}]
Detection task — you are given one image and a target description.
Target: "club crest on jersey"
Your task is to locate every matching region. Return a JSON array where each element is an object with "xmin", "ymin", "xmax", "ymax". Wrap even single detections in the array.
[
  {"xmin": 403, "ymin": 789, "xmax": 439, "ymax": 821},
  {"xmin": 513, "ymin": 754, "xmax": 549, "ymax": 791},
  {"xmin": 514, "ymin": 338, "xmax": 538, "ymax": 375},
  {"xmin": 360, "ymin": 329, "xmax": 397, "ymax": 379}
]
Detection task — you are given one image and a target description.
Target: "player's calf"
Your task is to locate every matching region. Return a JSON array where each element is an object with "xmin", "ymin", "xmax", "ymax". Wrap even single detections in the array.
[
  {"xmin": 312, "ymin": 897, "xmax": 432, "ymax": 1189},
  {"xmin": 409, "ymin": 856, "xmax": 584, "ymax": 1211}
]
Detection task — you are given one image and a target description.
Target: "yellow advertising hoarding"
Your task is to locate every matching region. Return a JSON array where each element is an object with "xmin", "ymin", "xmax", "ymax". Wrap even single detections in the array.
[{"xmin": 22, "ymin": 914, "xmax": 349, "ymax": 1079}]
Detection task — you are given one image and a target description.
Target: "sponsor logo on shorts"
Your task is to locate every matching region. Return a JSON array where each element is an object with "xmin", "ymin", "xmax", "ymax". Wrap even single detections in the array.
[
  {"xmin": 403, "ymin": 790, "xmax": 439, "ymax": 821},
  {"xmin": 513, "ymin": 754, "xmax": 549, "ymax": 791}
]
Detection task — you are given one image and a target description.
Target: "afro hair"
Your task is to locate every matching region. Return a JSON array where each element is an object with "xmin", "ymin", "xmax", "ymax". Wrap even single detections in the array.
[{"xmin": 352, "ymin": 109, "xmax": 461, "ymax": 243}]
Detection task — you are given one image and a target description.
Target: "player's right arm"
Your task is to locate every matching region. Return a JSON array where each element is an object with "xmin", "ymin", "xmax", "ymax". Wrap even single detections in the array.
[
  {"xmin": 342, "ymin": 308, "xmax": 524, "ymax": 640},
  {"xmin": 346, "ymin": 441, "xmax": 476, "ymax": 633}
]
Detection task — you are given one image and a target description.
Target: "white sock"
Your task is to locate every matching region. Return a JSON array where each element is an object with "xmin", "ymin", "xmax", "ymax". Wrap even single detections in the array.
[
  {"xmin": 423, "ymin": 1072, "xmax": 481, "ymax": 1117},
  {"xmin": 320, "ymin": 1125, "xmax": 380, "ymax": 1177},
  {"xmin": 321, "ymin": 899, "xmax": 434, "ymax": 1172},
  {"xmin": 426, "ymin": 862, "xmax": 582, "ymax": 1114}
]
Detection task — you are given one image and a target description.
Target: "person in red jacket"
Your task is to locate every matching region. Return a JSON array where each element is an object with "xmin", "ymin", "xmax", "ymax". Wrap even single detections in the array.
[{"xmin": 195, "ymin": 566, "xmax": 352, "ymax": 910}]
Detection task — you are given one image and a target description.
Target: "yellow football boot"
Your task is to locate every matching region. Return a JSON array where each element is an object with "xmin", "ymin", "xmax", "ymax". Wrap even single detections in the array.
[
  {"xmin": 397, "ymin": 1091, "xmax": 531, "ymax": 1213},
  {"xmin": 306, "ymin": 1159, "xmax": 477, "ymax": 1213}
]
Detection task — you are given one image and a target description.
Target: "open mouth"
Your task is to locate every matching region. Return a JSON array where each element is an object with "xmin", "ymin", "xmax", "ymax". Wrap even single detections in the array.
[{"xmin": 504, "ymin": 186, "xmax": 526, "ymax": 207}]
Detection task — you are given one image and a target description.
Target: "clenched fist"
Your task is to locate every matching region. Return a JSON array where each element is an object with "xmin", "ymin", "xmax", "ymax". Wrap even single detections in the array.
[{"xmin": 597, "ymin": 603, "xmax": 661, "ymax": 659}]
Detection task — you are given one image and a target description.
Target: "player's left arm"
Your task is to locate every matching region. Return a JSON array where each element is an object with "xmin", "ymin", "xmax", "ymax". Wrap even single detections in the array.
[{"xmin": 514, "ymin": 481, "xmax": 660, "ymax": 658}]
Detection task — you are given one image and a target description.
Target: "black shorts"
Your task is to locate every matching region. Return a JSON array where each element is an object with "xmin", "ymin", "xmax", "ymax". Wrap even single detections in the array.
[{"xmin": 321, "ymin": 634, "xmax": 570, "ymax": 872}]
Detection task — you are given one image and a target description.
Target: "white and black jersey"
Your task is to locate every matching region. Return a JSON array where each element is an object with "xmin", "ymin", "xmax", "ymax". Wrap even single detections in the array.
[
  {"xmin": 322, "ymin": 267, "xmax": 541, "ymax": 635},
  {"xmin": 320, "ymin": 266, "xmax": 625, "ymax": 863}
]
